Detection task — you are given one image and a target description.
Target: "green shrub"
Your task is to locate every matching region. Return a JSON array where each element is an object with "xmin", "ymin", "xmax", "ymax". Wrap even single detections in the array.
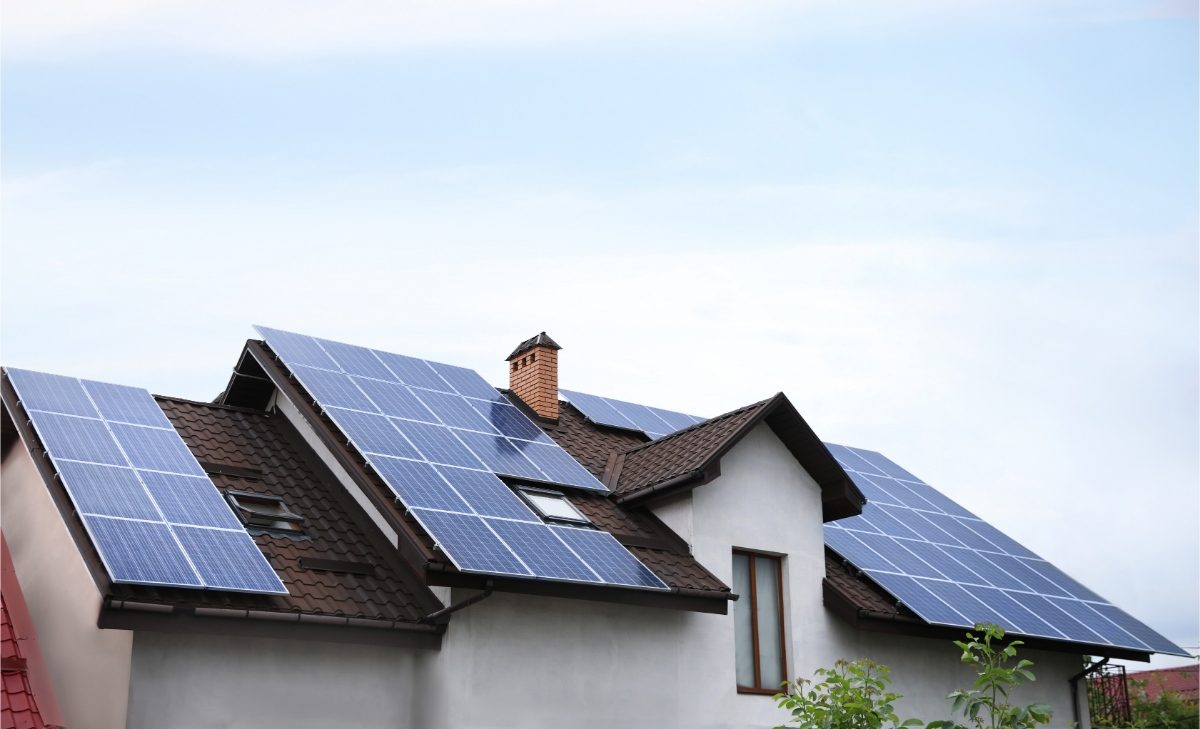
[{"xmin": 774, "ymin": 658, "xmax": 923, "ymax": 729}]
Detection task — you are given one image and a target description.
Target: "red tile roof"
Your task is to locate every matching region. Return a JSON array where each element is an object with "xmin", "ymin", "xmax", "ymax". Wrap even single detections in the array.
[
  {"xmin": 1127, "ymin": 665, "xmax": 1200, "ymax": 704},
  {"xmin": 2, "ymin": 596, "xmax": 46, "ymax": 729}
]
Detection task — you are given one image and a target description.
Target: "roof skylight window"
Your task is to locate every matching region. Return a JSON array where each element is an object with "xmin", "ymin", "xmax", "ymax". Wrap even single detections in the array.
[{"xmin": 518, "ymin": 487, "xmax": 590, "ymax": 525}]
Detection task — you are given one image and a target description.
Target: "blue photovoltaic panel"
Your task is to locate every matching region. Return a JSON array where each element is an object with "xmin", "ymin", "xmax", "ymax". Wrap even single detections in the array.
[
  {"xmin": 254, "ymin": 327, "xmax": 669, "ymax": 590},
  {"xmin": 436, "ymin": 466, "xmax": 538, "ymax": 522},
  {"xmin": 371, "ymin": 456, "xmax": 472, "ymax": 512},
  {"xmin": 5, "ymin": 367, "xmax": 287, "ymax": 595},
  {"xmin": 824, "ymin": 442, "xmax": 1186, "ymax": 655},
  {"xmin": 410, "ymin": 509, "xmax": 531, "ymax": 576},
  {"xmin": 551, "ymin": 526, "xmax": 668, "ymax": 589},
  {"xmin": 560, "ymin": 389, "xmax": 705, "ymax": 440},
  {"xmin": 83, "ymin": 381, "xmax": 174, "ymax": 428},
  {"xmin": 257, "ymin": 326, "xmax": 604, "ymax": 491},
  {"xmin": 452, "ymin": 430, "xmax": 546, "ymax": 481},
  {"xmin": 486, "ymin": 519, "xmax": 599, "ymax": 582}
]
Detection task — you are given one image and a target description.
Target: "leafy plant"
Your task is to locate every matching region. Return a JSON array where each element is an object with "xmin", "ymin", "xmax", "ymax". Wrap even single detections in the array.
[
  {"xmin": 774, "ymin": 658, "xmax": 923, "ymax": 729},
  {"xmin": 927, "ymin": 623, "xmax": 1053, "ymax": 729}
]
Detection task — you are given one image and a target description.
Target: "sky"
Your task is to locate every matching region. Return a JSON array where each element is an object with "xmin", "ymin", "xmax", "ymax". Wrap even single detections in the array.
[{"xmin": 2, "ymin": 0, "xmax": 1197, "ymax": 669}]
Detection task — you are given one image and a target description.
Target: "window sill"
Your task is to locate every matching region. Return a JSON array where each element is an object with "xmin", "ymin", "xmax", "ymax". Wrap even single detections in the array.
[{"xmin": 736, "ymin": 686, "xmax": 780, "ymax": 697}]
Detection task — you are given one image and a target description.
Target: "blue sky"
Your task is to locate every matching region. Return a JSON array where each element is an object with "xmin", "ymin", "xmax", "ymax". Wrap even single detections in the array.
[{"xmin": 3, "ymin": 1, "xmax": 1197, "ymax": 666}]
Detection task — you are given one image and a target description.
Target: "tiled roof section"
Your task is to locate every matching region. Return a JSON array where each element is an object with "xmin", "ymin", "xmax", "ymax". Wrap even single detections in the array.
[
  {"xmin": 541, "ymin": 401, "xmax": 728, "ymax": 596},
  {"xmin": 1126, "ymin": 665, "xmax": 1200, "ymax": 704},
  {"xmin": 540, "ymin": 401, "xmax": 647, "ymax": 479},
  {"xmin": 614, "ymin": 398, "xmax": 773, "ymax": 496},
  {"xmin": 105, "ymin": 398, "xmax": 436, "ymax": 623},
  {"xmin": 2, "ymin": 596, "xmax": 46, "ymax": 729},
  {"xmin": 823, "ymin": 548, "xmax": 912, "ymax": 617}
]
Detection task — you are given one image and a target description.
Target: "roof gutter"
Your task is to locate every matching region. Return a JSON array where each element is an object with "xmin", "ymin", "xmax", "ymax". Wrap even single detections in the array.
[{"xmin": 614, "ymin": 469, "xmax": 708, "ymax": 505}]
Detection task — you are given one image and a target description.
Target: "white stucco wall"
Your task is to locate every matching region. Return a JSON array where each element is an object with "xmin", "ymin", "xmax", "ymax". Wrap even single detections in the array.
[
  {"xmin": 411, "ymin": 423, "xmax": 1086, "ymax": 729},
  {"xmin": 126, "ymin": 632, "xmax": 420, "ymax": 729},
  {"xmin": 1, "ymin": 440, "xmax": 134, "ymax": 729}
]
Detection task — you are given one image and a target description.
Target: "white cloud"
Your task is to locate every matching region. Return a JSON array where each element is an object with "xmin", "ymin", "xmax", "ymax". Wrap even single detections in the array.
[{"xmin": 3, "ymin": 0, "xmax": 1191, "ymax": 59}]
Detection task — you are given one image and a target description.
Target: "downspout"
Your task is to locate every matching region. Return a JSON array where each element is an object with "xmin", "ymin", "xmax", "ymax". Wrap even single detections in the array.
[
  {"xmin": 419, "ymin": 582, "xmax": 494, "ymax": 624},
  {"xmin": 1069, "ymin": 657, "xmax": 1109, "ymax": 729}
]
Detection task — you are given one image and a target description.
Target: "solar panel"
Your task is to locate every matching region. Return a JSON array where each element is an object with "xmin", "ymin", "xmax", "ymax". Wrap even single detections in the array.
[
  {"xmin": 256, "ymin": 327, "xmax": 666, "ymax": 591},
  {"xmin": 560, "ymin": 388, "xmax": 705, "ymax": 440},
  {"xmin": 824, "ymin": 443, "xmax": 1186, "ymax": 655},
  {"xmin": 257, "ymin": 327, "xmax": 605, "ymax": 492},
  {"xmin": 5, "ymin": 368, "xmax": 286, "ymax": 595}
]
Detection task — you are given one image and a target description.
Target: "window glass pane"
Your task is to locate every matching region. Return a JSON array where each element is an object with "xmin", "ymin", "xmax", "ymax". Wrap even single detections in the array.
[
  {"xmin": 732, "ymin": 553, "xmax": 756, "ymax": 687},
  {"xmin": 523, "ymin": 492, "xmax": 588, "ymax": 522},
  {"xmin": 754, "ymin": 555, "xmax": 784, "ymax": 688}
]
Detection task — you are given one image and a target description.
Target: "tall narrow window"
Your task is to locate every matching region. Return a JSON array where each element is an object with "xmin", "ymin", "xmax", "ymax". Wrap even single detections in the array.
[{"xmin": 733, "ymin": 549, "xmax": 787, "ymax": 693}]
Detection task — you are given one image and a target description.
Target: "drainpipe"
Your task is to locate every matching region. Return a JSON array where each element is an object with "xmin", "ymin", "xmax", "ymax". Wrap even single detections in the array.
[
  {"xmin": 419, "ymin": 583, "xmax": 494, "ymax": 624},
  {"xmin": 1069, "ymin": 657, "xmax": 1109, "ymax": 729}
]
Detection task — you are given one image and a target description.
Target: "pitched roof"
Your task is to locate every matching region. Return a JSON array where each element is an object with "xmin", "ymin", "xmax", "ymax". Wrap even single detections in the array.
[
  {"xmin": 225, "ymin": 341, "xmax": 733, "ymax": 612},
  {"xmin": 102, "ymin": 397, "xmax": 442, "ymax": 629},
  {"xmin": 606, "ymin": 393, "xmax": 865, "ymax": 520}
]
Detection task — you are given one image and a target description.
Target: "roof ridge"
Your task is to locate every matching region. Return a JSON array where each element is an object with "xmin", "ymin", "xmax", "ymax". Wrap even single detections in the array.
[{"xmin": 620, "ymin": 395, "xmax": 776, "ymax": 456}]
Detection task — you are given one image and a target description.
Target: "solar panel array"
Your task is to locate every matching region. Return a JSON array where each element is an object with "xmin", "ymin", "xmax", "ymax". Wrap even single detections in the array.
[
  {"xmin": 5, "ymin": 368, "xmax": 286, "ymax": 594},
  {"xmin": 560, "ymin": 389, "xmax": 705, "ymax": 440},
  {"xmin": 256, "ymin": 327, "xmax": 666, "ymax": 590},
  {"xmin": 823, "ymin": 443, "xmax": 1186, "ymax": 655}
]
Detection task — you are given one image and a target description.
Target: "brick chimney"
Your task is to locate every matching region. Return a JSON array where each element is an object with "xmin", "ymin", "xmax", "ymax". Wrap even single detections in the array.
[{"xmin": 507, "ymin": 332, "xmax": 562, "ymax": 420}]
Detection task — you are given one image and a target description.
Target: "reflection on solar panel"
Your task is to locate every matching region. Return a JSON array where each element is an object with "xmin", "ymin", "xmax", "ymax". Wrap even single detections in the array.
[
  {"xmin": 256, "ymin": 327, "xmax": 666, "ymax": 591},
  {"xmin": 258, "ymin": 327, "xmax": 603, "ymax": 492},
  {"xmin": 823, "ymin": 443, "xmax": 1186, "ymax": 655},
  {"xmin": 560, "ymin": 389, "xmax": 705, "ymax": 440},
  {"xmin": 4, "ymin": 368, "xmax": 286, "ymax": 594}
]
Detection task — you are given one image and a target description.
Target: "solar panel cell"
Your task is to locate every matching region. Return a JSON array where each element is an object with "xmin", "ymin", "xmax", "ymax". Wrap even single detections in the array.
[
  {"xmin": 855, "ymin": 533, "xmax": 945, "ymax": 579},
  {"xmin": 111, "ymin": 423, "xmax": 209, "ymax": 477},
  {"xmin": 920, "ymin": 580, "xmax": 1020, "ymax": 634},
  {"xmin": 317, "ymin": 339, "xmax": 396, "ymax": 381},
  {"xmin": 256, "ymin": 326, "xmax": 340, "ymax": 370},
  {"xmin": 88, "ymin": 516, "xmax": 203, "ymax": 588},
  {"xmin": 980, "ymin": 554, "xmax": 1070, "ymax": 598},
  {"xmin": 824, "ymin": 527, "xmax": 898, "ymax": 572},
  {"xmin": 426, "ymin": 363, "xmax": 500, "ymax": 401},
  {"xmin": 412, "ymin": 389, "xmax": 500, "ymax": 433},
  {"xmin": 867, "ymin": 573, "xmax": 968, "ymax": 625},
  {"xmin": 6, "ymin": 368, "xmax": 99, "ymax": 418},
  {"xmin": 351, "ymin": 377, "xmax": 438, "ymax": 422},
  {"xmin": 1048, "ymin": 598, "xmax": 1150, "ymax": 650},
  {"xmin": 1008, "ymin": 592, "xmax": 1106, "ymax": 644},
  {"xmin": 139, "ymin": 471, "xmax": 243, "ymax": 529},
  {"xmin": 1088, "ymin": 603, "xmax": 1182, "ymax": 654},
  {"xmin": 325, "ymin": 408, "xmax": 422, "ymax": 459},
  {"xmin": 963, "ymin": 586, "xmax": 1065, "ymax": 639},
  {"xmin": 31, "ymin": 412, "xmax": 127, "ymax": 466},
  {"xmin": 551, "ymin": 526, "xmax": 668, "ymax": 588},
  {"xmin": 291, "ymin": 366, "xmax": 380, "ymax": 412},
  {"xmin": 515, "ymin": 442, "xmax": 606, "ymax": 490},
  {"xmin": 54, "ymin": 461, "xmax": 160, "ymax": 521},
  {"xmin": 436, "ymin": 467, "xmax": 537, "ymax": 522},
  {"xmin": 452, "ymin": 430, "xmax": 545, "ymax": 480},
  {"xmin": 486, "ymin": 519, "xmax": 599, "ymax": 582},
  {"xmin": 373, "ymin": 351, "xmax": 451, "ymax": 392},
  {"xmin": 174, "ymin": 526, "xmax": 285, "ymax": 593},
  {"xmin": 475, "ymin": 401, "xmax": 551, "ymax": 442},
  {"xmin": 390, "ymin": 419, "xmax": 485, "ymax": 469},
  {"xmin": 370, "ymin": 456, "xmax": 471, "ymax": 512},
  {"xmin": 411, "ymin": 509, "xmax": 530, "ymax": 576},
  {"xmin": 82, "ymin": 381, "xmax": 174, "ymax": 428}
]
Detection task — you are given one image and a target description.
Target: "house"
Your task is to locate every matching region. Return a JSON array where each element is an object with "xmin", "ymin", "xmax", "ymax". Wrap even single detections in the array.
[
  {"xmin": 1125, "ymin": 665, "xmax": 1199, "ymax": 705},
  {"xmin": 0, "ymin": 327, "xmax": 1185, "ymax": 729}
]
